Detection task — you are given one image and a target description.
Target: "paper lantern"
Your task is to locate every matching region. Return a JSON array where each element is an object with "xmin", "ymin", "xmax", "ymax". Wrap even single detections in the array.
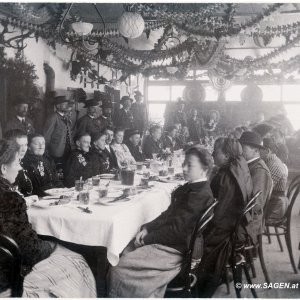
[{"xmin": 118, "ymin": 12, "xmax": 145, "ymax": 39}]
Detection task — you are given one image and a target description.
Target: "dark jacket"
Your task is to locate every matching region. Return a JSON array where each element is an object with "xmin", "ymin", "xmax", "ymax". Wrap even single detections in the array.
[
  {"xmin": 115, "ymin": 108, "xmax": 134, "ymax": 130},
  {"xmin": 103, "ymin": 146, "xmax": 119, "ymax": 170},
  {"xmin": 75, "ymin": 114, "xmax": 103, "ymax": 137},
  {"xmin": 162, "ymin": 135, "xmax": 180, "ymax": 152},
  {"xmin": 132, "ymin": 102, "xmax": 146, "ymax": 131},
  {"xmin": 247, "ymin": 158, "xmax": 272, "ymax": 240},
  {"xmin": 44, "ymin": 112, "xmax": 73, "ymax": 158},
  {"xmin": 63, "ymin": 149, "xmax": 95, "ymax": 188},
  {"xmin": 5, "ymin": 115, "xmax": 35, "ymax": 135},
  {"xmin": 126, "ymin": 141, "xmax": 145, "ymax": 162},
  {"xmin": 187, "ymin": 117, "xmax": 204, "ymax": 142},
  {"xmin": 142, "ymin": 135, "xmax": 163, "ymax": 159},
  {"xmin": 22, "ymin": 152, "xmax": 63, "ymax": 197},
  {"xmin": 89, "ymin": 147, "xmax": 117, "ymax": 174},
  {"xmin": 0, "ymin": 177, "xmax": 54, "ymax": 291},
  {"xmin": 14, "ymin": 164, "xmax": 33, "ymax": 197},
  {"xmin": 197, "ymin": 157, "xmax": 253, "ymax": 297},
  {"xmin": 172, "ymin": 110, "xmax": 187, "ymax": 127},
  {"xmin": 143, "ymin": 181, "xmax": 214, "ymax": 254}
]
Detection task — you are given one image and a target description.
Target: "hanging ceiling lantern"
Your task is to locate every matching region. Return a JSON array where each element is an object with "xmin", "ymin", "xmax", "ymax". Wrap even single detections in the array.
[{"xmin": 118, "ymin": 12, "xmax": 145, "ymax": 39}]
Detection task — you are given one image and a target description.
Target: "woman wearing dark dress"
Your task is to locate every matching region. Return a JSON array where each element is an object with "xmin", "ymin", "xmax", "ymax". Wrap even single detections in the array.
[
  {"xmin": 22, "ymin": 134, "xmax": 63, "ymax": 196},
  {"xmin": 0, "ymin": 139, "xmax": 96, "ymax": 297},
  {"xmin": 187, "ymin": 108, "xmax": 204, "ymax": 143},
  {"xmin": 63, "ymin": 132, "xmax": 95, "ymax": 188},
  {"xmin": 89, "ymin": 131, "xmax": 118, "ymax": 174},
  {"xmin": 197, "ymin": 137, "xmax": 253, "ymax": 297}
]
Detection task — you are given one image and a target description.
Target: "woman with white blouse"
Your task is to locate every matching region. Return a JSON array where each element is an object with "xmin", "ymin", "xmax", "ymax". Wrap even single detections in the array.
[{"xmin": 111, "ymin": 128, "xmax": 136, "ymax": 168}]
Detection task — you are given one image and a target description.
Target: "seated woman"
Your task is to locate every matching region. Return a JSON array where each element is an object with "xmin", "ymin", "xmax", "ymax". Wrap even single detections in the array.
[
  {"xmin": 22, "ymin": 134, "xmax": 63, "ymax": 196},
  {"xmin": 4, "ymin": 129, "xmax": 33, "ymax": 196},
  {"xmin": 110, "ymin": 127, "xmax": 136, "ymax": 167},
  {"xmin": 261, "ymin": 138, "xmax": 288, "ymax": 225},
  {"xmin": 197, "ymin": 137, "xmax": 253, "ymax": 297},
  {"xmin": 142, "ymin": 125, "xmax": 164, "ymax": 159},
  {"xmin": 64, "ymin": 132, "xmax": 95, "ymax": 187},
  {"xmin": 107, "ymin": 145, "xmax": 215, "ymax": 297},
  {"xmin": 89, "ymin": 131, "xmax": 118, "ymax": 174},
  {"xmin": 0, "ymin": 139, "xmax": 96, "ymax": 297}
]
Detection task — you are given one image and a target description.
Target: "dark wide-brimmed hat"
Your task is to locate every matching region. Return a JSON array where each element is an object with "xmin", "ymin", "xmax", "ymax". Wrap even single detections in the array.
[
  {"xmin": 126, "ymin": 129, "xmax": 141, "ymax": 138},
  {"xmin": 84, "ymin": 99, "xmax": 101, "ymax": 108},
  {"xmin": 239, "ymin": 131, "xmax": 265, "ymax": 149},
  {"xmin": 13, "ymin": 95, "xmax": 30, "ymax": 105},
  {"xmin": 102, "ymin": 101, "xmax": 112, "ymax": 109},
  {"xmin": 120, "ymin": 95, "xmax": 133, "ymax": 105},
  {"xmin": 53, "ymin": 96, "xmax": 69, "ymax": 106}
]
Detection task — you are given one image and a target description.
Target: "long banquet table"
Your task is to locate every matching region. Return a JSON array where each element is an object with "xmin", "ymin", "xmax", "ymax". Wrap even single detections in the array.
[{"xmin": 27, "ymin": 175, "xmax": 182, "ymax": 266}]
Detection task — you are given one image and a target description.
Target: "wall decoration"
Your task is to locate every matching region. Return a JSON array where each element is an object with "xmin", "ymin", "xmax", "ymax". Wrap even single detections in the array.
[
  {"xmin": 241, "ymin": 83, "xmax": 263, "ymax": 104},
  {"xmin": 183, "ymin": 81, "xmax": 206, "ymax": 104},
  {"xmin": 117, "ymin": 12, "xmax": 145, "ymax": 39}
]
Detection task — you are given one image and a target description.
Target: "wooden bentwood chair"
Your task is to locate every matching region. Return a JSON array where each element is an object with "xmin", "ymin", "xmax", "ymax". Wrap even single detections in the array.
[
  {"xmin": 0, "ymin": 234, "xmax": 24, "ymax": 297},
  {"xmin": 165, "ymin": 200, "xmax": 218, "ymax": 298}
]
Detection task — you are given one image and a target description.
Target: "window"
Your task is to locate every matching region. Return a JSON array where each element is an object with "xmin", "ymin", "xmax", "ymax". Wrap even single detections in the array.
[
  {"xmin": 259, "ymin": 85, "xmax": 281, "ymax": 102},
  {"xmin": 148, "ymin": 86, "xmax": 170, "ymax": 101},
  {"xmin": 226, "ymin": 85, "xmax": 246, "ymax": 101},
  {"xmin": 205, "ymin": 85, "xmax": 218, "ymax": 101},
  {"xmin": 282, "ymin": 85, "xmax": 300, "ymax": 102},
  {"xmin": 171, "ymin": 85, "xmax": 186, "ymax": 101},
  {"xmin": 284, "ymin": 104, "xmax": 300, "ymax": 130},
  {"xmin": 148, "ymin": 104, "xmax": 166, "ymax": 125}
]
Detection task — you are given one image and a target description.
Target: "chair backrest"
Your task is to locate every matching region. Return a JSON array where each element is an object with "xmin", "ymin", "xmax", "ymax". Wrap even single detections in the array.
[
  {"xmin": 287, "ymin": 174, "xmax": 300, "ymax": 199},
  {"xmin": 0, "ymin": 234, "xmax": 23, "ymax": 297},
  {"xmin": 286, "ymin": 179, "xmax": 300, "ymax": 221},
  {"xmin": 231, "ymin": 191, "xmax": 262, "ymax": 249}
]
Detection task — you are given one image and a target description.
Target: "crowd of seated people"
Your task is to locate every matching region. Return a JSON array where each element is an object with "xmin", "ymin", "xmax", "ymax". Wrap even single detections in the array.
[{"xmin": 0, "ymin": 92, "xmax": 295, "ymax": 297}]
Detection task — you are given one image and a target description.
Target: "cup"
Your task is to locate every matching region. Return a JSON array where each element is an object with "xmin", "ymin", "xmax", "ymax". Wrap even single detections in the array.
[
  {"xmin": 84, "ymin": 179, "xmax": 93, "ymax": 190},
  {"xmin": 120, "ymin": 169, "xmax": 135, "ymax": 186},
  {"xmin": 140, "ymin": 178, "xmax": 149, "ymax": 187},
  {"xmin": 143, "ymin": 171, "xmax": 150, "ymax": 179},
  {"xmin": 92, "ymin": 176, "xmax": 100, "ymax": 186},
  {"xmin": 79, "ymin": 191, "xmax": 89, "ymax": 205},
  {"xmin": 159, "ymin": 169, "xmax": 168, "ymax": 176},
  {"xmin": 97, "ymin": 188, "xmax": 108, "ymax": 198},
  {"xmin": 75, "ymin": 180, "xmax": 84, "ymax": 192},
  {"xmin": 168, "ymin": 167, "xmax": 175, "ymax": 175},
  {"xmin": 136, "ymin": 162, "xmax": 143, "ymax": 171},
  {"xmin": 144, "ymin": 161, "xmax": 151, "ymax": 169}
]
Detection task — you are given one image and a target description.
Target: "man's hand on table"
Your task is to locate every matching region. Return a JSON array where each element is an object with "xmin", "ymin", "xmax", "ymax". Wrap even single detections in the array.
[{"xmin": 134, "ymin": 228, "xmax": 148, "ymax": 248}]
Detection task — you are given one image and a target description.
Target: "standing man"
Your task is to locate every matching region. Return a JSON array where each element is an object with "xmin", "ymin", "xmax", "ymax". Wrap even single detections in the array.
[
  {"xmin": 171, "ymin": 98, "xmax": 187, "ymax": 128},
  {"xmin": 5, "ymin": 95, "xmax": 35, "ymax": 135},
  {"xmin": 132, "ymin": 91, "xmax": 147, "ymax": 133},
  {"xmin": 44, "ymin": 96, "xmax": 73, "ymax": 169},
  {"xmin": 75, "ymin": 99, "xmax": 102, "ymax": 136},
  {"xmin": 115, "ymin": 96, "xmax": 134, "ymax": 130},
  {"xmin": 239, "ymin": 131, "xmax": 273, "ymax": 244},
  {"xmin": 102, "ymin": 102, "xmax": 113, "ymax": 127}
]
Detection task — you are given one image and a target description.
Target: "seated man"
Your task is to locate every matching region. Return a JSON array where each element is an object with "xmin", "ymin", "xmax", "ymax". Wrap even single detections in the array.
[
  {"xmin": 261, "ymin": 138, "xmax": 288, "ymax": 224},
  {"xmin": 125, "ymin": 129, "xmax": 145, "ymax": 162},
  {"xmin": 107, "ymin": 145, "xmax": 215, "ymax": 297},
  {"xmin": 63, "ymin": 132, "xmax": 95, "ymax": 187},
  {"xmin": 239, "ymin": 131, "xmax": 273, "ymax": 243},
  {"xmin": 162, "ymin": 125, "xmax": 180, "ymax": 152},
  {"xmin": 142, "ymin": 125, "xmax": 164, "ymax": 159}
]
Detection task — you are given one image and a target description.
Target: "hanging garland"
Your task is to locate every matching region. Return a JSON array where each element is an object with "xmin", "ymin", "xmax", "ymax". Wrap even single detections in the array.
[{"xmin": 173, "ymin": 3, "xmax": 283, "ymax": 39}]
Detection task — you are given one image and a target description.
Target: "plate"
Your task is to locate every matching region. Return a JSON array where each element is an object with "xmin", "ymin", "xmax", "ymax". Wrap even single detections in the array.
[
  {"xmin": 31, "ymin": 201, "xmax": 57, "ymax": 209},
  {"xmin": 99, "ymin": 174, "xmax": 116, "ymax": 179},
  {"xmin": 44, "ymin": 188, "xmax": 73, "ymax": 196}
]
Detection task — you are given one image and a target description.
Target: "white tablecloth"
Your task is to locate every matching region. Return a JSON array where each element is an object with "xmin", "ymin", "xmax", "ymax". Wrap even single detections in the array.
[{"xmin": 28, "ymin": 178, "xmax": 181, "ymax": 266}]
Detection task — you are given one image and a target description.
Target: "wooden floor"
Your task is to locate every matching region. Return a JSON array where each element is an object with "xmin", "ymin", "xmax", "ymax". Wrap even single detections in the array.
[{"xmin": 214, "ymin": 192, "xmax": 300, "ymax": 298}]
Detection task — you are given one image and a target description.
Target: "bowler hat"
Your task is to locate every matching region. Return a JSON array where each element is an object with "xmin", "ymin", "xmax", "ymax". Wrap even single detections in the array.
[
  {"xmin": 134, "ymin": 90, "xmax": 143, "ymax": 97},
  {"xmin": 53, "ymin": 96, "xmax": 69, "ymax": 106},
  {"xmin": 13, "ymin": 95, "xmax": 30, "ymax": 105},
  {"xmin": 84, "ymin": 99, "xmax": 101, "ymax": 108},
  {"xmin": 239, "ymin": 131, "xmax": 264, "ymax": 149},
  {"xmin": 120, "ymin": 96, "xmax": 133, "ymax": 105}
]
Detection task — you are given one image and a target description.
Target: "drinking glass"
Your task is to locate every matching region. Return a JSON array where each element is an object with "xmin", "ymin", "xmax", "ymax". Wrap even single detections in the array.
[
  {"xmin": 79, "ymin": 190, "xmax": 89, "ymax": 205},
  {"xmin": 75, "ymin": 180, "xmax": 84, "ymax": 192},
  {"xmin": 92, "ymin": 176, "xmax": 100, "ymax": 187}
]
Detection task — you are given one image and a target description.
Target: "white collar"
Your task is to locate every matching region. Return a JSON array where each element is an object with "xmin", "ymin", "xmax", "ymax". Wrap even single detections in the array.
[
  {"xmin": 17, "ymin": 116, "xmax": 25, "ymax": 122},
  {"xmin": 88, "ymin": 114, "xmax": 95, "ymax": 119},
  {"xmin": 57, "ymin": 111, "xmax": 64, "ymax": 117},
  {"xmin": 247, "ymin": 157, "xmax": 260, "ymax": 164},
  {"xmin": 190, "ymin": 178, "xmax": 207, "ymax": 184}
]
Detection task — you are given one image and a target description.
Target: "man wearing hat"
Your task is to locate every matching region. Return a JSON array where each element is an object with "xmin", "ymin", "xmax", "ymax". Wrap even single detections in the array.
[
  {"xmin": 44, "ymin": 96, "xmax": 74, "ymax": 168},
  {"xmin": 115, "ymin": 96, "xmax": 134, "ymax": 130},
  {"xmin": 5, "ymin": 95, "xmax": 35, "ymax": 135},
  {"xmin": 125, "ymin": 129, "xmax": 145, "ymax": 162},
  {"xmin": 75, "ymin": 99, "xmax": 103, "ymax": 137},
  {"xmin": 132, "ymin": 91, "xmax": 147, "ymax": 132},
  {"xmin": 168, "ymin": 97, "xmax": 187, "ymax": 128},
  {"xmin": 239, "ymin": 131, "xmax": 272, "ymax": 243}
]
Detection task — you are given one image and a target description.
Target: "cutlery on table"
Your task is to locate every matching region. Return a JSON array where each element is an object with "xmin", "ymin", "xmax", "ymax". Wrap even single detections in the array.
[{"xmin": 77, "ymin": 206, "xmax": 93, "ymax": 213}]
